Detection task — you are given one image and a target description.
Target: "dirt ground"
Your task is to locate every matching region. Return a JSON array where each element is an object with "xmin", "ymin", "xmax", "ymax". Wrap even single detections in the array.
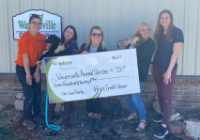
[{"xmin": 0, "ymin": 106, "xmax": 200, "ymax": 140}]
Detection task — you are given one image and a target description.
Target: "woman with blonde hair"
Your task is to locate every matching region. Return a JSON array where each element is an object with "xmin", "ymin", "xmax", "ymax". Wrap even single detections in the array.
[
  {"xmin": 151, "ymin": 10, "xmax": 184, "ymax": 138},
  {"xmin": 79, "ymin": 26, "xmax": 107, "ymax": 129},
  {"xmin": 123, "ymin": 22, "xmax": 156, "ymax": 131}
]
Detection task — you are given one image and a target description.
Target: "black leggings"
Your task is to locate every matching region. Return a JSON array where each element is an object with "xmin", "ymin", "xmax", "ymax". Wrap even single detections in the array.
[{"xmin": 86, "ymin": 98, "xmax": 101, "ymax": 114}]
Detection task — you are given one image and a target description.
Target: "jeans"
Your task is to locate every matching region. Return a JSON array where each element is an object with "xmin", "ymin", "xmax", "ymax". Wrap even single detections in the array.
[
  {"xmin": 16, "ymin": 65, "xmax": 42, "ymax": 120},
  {"xmin": 124, "ymin": 82, "xmax": 146, "ymax": 120}
]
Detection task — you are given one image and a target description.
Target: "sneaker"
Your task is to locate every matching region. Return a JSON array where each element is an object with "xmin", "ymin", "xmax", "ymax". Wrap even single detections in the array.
[
  {"xmin": 152, "ymin": 114, "xmax": 163, "ymax": 123},
  {"xmin": 94, "ymin": 118, "xmax": 101, "ymax": 129},
  {"xmin": 23, "ymin": 120, "xmax": 37, "ymax": 130},
  {"xmin": 154, "ymin": 125, "xmax": 169, "ymax": 138},
  {"xmin": 34, "ymin": 115, "xmax": 45, "ymax": 125},
  {"xmin": 87, "ymin": 117, "xmax": 94, "ymax": 128}
]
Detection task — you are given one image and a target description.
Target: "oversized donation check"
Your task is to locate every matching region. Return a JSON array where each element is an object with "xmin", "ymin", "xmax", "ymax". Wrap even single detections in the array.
[{"xmin": 44, "ymin": 49, "xmax": 140, "ymax": 103}]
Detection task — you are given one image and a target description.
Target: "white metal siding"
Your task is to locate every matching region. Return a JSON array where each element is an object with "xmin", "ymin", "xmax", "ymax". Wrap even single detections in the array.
[{"xmin": 0, "ymin": 0, "xmax": 199, "ymax": 75}]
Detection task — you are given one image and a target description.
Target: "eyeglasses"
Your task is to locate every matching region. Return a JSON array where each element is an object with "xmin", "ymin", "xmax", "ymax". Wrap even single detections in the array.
[
  {"xmin": 31, "ymin": 22, "xmax": 42, "ymax": 26},
  {"xmin": 91, "ymin": 33, "xmax": 102, "ymax": 37}
]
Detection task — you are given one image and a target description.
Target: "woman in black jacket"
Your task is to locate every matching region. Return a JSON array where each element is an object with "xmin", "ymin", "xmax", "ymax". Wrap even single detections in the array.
[
  {"xmin": 123, "ymin": 23, "xmax": 156, "ymax": 131},
  {"xmin": 79, "ymin": 26, "xmax": 107, "ymax": 129},
  {"xmin": 47, "ymin": 25, "xmax": 79, "ymax": 126}
]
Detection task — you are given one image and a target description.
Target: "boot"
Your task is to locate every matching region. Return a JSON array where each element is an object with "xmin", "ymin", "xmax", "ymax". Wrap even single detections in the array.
[
  {"xmin": 94, "ymin": 114, "xmax": 101, "ymax": 129},
  {"xmin": 87, "ymin": 112, "xmax": 95, "ymax": 128},
  {"xmin": 61, "ymin": 102, "xmax": 72, "ymax": 126},
  {"xmin": 47, "ymin": 102, "xmax": 56, "ymax": 124}
]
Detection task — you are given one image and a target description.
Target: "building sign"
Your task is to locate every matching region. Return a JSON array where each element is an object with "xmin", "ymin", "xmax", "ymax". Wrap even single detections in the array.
[
  {"xmin": 12, "ymin": 9, "xmax": 62, "ymax": 40},
  {"xmin": 44, "ymin": 49, "xmax": 140, "ymax": 103}
]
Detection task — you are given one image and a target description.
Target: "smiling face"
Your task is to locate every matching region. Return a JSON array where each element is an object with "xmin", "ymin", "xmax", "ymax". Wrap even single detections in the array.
[
  {"xmin": 140, "ymin": 25, "xmax": 151, "ymax": 41},
  {"xmin": 64, "ymin": 28, "xmax": 74, "ymax": 42},
  {"xmin": 90, "ymin": 29, "xmax": 102, "ymax": 46},
  {"xmin": 160, "ymin": 12, "xmax": 171, "ymax": 28},
  {"xmin": 28, "ymin": 18, "xmax": 41, "ymax": 33}
]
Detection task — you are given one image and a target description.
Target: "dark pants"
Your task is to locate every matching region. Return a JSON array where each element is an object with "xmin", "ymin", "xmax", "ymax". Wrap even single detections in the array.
[
  {"xmin": 86, "ymin": 98, "xmax": 101, "ymax": 114},
  {"xmin": 153, "ymin": 65, "xmax": 177, "ymax": 125},
  {"xmin": 48, "ymin": 101, "xmax": 72, "ymax": 124},
  {"xmin": 16, "ymin": 65, "xmax": 41, "ymax": 120}
]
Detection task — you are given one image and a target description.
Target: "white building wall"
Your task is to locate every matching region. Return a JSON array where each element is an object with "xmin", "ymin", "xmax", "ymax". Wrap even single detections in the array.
[{"xmin": 0, "ymin": 0, "xmax": 199, "ymax": 75}]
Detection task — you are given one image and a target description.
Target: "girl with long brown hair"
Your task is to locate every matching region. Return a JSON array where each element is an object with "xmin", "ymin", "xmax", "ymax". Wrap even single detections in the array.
[
  {"xmin": 47, "ymin": 25, "xmax": 79, "ymax": 127},
  {"xmin": 151, "ymin": 10, "xmax": 184, "ymax": 138}
]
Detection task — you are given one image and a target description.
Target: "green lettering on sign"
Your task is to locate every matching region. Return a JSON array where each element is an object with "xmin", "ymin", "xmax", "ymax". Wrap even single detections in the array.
[{"xmin": 18, "ymin": 21, "xmax": 28, "ymax": 29}]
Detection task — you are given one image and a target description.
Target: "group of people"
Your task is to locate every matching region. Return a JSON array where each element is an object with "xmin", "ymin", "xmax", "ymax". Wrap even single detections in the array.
[{"xmin": 15, "ymin": 9, "xmax": 184, "ymax": 139}]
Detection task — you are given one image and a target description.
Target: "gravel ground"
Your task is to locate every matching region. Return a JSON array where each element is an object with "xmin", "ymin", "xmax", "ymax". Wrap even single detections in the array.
[{"xmin": 0, "ymin": 105, "xmax": 200, "ymax": 140}]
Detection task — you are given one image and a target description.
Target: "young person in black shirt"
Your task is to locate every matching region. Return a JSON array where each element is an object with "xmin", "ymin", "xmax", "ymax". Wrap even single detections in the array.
[
  {"xmin": 151, "ymin": 10, "xmax": 184, "ymax": 138},
  {"xmin": 47, "ymin": 25, "xmax": 79, "ymax": 126}
]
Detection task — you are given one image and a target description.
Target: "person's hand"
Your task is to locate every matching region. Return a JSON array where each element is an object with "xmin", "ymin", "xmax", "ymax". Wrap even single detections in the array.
[
  {"xmin": 163, "ymin": 71, "xmax": 171, "ymax": 85},
  {"xmin": 26, "ymin": 73, "xmax": 32, "ymax": 86},
  {"xmin": 33, "ymin": 72, "xmax": 41, "ymax": 83},
  {"xmin": 55, "ymin": 43, "xmax": 65, "ymax": 53},
  {"xmin": 81, "ymin": 51, "xmax": 88, "ymax": 54},
  {"xmin": 123, "ymin": 40, "xmax": 130, "ymax": 47}
]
